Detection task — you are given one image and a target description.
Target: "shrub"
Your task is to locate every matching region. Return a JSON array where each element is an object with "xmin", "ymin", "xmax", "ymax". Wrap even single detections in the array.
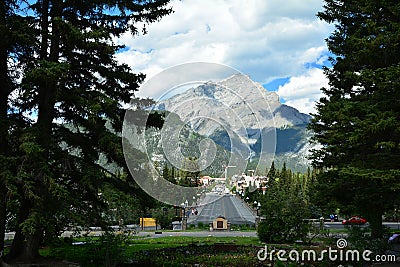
[
  {"xmin": 257, "ymin": 194, "xmax": 310, "ymax": 243},
  {"xmin": 50, "ymin": 232, "xmax": 130, "ymax": 267},
  {"xmin": 345, "ymin": 225, "xmax": 393, "ymax": 255}
]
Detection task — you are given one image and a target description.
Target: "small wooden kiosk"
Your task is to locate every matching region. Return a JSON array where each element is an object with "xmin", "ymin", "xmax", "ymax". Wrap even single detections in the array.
[{"xmin": 210, "ymin": 216, "xmax": 230, "ymax": 231}]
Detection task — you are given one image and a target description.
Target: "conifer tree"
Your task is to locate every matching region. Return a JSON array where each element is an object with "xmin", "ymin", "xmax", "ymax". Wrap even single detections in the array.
[
  {"xmin": 2, "ymin": 0, "xmax": 172, "ymax": 260},
  {"xmin": 309, "ymin": 0, "xmax": 400, "ymax": 237},
  {"xmin": 266, "ymin": 161, "xmax": 276, "ymax": 182},
  {"xmin": 258, "ymin": 164, "xmax": 310, "ymax": 243},
  {"xmin": 0, "ymin": 0, "xmax": 36, "ymax": 260}
]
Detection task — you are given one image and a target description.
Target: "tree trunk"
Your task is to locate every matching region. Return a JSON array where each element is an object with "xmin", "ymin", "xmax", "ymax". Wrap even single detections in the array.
[
  {"xmin": 0, "ymin": 189, "xmax": 6, "ymax": 263},
  {"xmin": 10, "ymin": 0, "xmax": 63, "ymax": 261},
  {"xmin": 369, "ymin": 209, "xmax": 384, "ymax": 238},
  {"xmin": 8, "ymin": 194, "xmax": 43, "ymax": 261},
  {"xmin": 8, "ymin": 197, "xmax": 31, "ymax": 260},
  {"xmin": 8, "ymin": 229, "xmax": 42, "ymax": 262},
  {"xmin": 18, "ymin": 230, "xmax": 42, "ymax": 261}
]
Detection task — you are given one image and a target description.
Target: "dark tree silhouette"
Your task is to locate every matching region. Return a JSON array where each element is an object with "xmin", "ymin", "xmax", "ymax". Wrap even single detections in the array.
[{"xmin": 309, "ymin": 0, "xmax": 400, "ymax": 238}]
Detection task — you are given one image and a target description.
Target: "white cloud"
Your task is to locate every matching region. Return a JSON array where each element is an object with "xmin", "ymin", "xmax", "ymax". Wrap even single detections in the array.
[
  {"xmin": 115, "ymin": 0, "xmax": 333, "ymax": 99},
  {"xmin": 277, "ymin": 68, "xmax": 328, "ymax": 114}
]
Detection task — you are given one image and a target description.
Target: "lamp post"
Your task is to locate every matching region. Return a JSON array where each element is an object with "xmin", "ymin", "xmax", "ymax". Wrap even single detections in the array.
[
  {"xmin": 253, "ymin": 201, "xmax": 261, "ymax": 216},
  {"xmin": 181, "ymin": 203, "xmax": 186, "ymax": 230},
  {"xmin": 250, "ymin": 201, "xmax": 261, "ymax": 228},
  {"xmin": 185, "ymin": 200, "xmax": 188, "ymax": 230},
  {"xmin": 181, "ymin": 200, "xmax": 189, "ymax": 230}
]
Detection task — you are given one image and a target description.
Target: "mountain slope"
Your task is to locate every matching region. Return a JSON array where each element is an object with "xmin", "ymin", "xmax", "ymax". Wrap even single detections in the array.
[{"xmin": 154, "ymin": 74, "xmax": 316, "ymax": 173}]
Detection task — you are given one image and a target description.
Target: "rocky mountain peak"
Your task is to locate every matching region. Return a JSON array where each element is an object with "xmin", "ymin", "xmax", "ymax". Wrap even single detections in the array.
[
  {"xmin": 151, "ymin": 73, "xmax": 315, "ymax": 172},
  {"xmin": 156, "ymin": 73, "xmax": 309, "ymax": 130}
]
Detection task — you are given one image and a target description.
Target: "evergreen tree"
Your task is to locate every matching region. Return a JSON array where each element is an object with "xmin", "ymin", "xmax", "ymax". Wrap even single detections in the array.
[
  {"xmin": 309, "ymin": 0, "xmax": 400, "ymax": 237},
  {"xmin": 171, "ymin": 166, "xmax": 176, "ymax": 181},
  {"xmin": 0, "ymin": 0, "xmax": 14, "ymax": 256},
  {"xmin": 258, "ymin": 165, "xmax": 311, "ymax": 243},
  {"xmin": 162, "ymin": 164, "xmax": 177, "ymax": 184},
  {"xmin": 2, "ymin": 0, "xmax": 172, "ymax": 261},
  {"xmin": 179, "ymin": 157, "xmax": 200, "ymax": 187},
  {"xmin": 162, "ymin": 164, "xmax": 170, "ymax": 181},
  {"xmin": 266, "ymin": 160, "xmax": 276, "ymax": 181},
  {"xmin": 0, "ymin": 0, "xmax": 35, "ymax": 260}
]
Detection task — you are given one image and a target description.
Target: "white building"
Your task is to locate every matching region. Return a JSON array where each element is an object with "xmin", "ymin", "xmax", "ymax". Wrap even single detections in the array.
[{"xmin": 231, "ymin": 172, "xmax": 269, "ymax": 192}]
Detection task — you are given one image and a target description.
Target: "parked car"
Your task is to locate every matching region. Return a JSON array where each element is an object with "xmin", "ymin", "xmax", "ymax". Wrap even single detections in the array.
[{"xmin": 342, "ymin": 216, "xmax": 367, "ymax": 225}]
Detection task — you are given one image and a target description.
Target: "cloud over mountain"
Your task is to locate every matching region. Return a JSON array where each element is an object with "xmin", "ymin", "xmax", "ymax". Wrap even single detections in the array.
[{"xmin": 115, "ymin": 0, "xmax": 333, "ymax": 113}]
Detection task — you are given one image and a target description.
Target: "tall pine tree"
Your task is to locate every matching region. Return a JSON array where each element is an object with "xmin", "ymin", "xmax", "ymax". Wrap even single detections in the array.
[
  {"xmin": 2, "ymin": 0, "xmax": 172, "ymax": 261},
  {"xmin": 309, "ymin": 0, "xmax": 400, "ymax": 237},
  {"xmin": 0, "ymin": 0, "xmax": 35, "ymax": 261}
]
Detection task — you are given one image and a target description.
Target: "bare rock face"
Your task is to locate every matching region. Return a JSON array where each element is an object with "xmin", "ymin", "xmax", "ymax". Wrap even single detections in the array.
[
  {"xmin": 154, "ymin": 73, "xmax": 315, "ymax": 172},
  {"xmin": 156, "ymin": 73, "xmax": 309, "ymax": 136}
]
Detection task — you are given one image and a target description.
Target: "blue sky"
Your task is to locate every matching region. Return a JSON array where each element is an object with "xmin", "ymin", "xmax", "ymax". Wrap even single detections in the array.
[
  {"xmin": 264, "ymin": 77, "xmax": 291, "ymax": 92},
  {"xmin": 115, "ymin": 0, "xmax": 334, "ymax": 114}
]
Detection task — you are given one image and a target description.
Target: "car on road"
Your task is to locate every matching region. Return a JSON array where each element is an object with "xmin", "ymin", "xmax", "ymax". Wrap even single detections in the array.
[{"xmin": 342, "ymin": 216, "xmax": 367, "ymax": 225}]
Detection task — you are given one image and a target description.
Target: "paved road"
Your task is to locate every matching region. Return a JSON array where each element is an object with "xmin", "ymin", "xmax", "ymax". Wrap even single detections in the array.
[
  {"xmin": 324, "ymin": 222, "xmax": 400, "ymax": 230},
  {"xmin": 188, "ymin": 193, "xmax": 255, "ymax": 225},
  {"xmin": 136, "ymin": 231, "xmax": 257, "ymax": 238},
  {"xmin": 3, "ymin": 230, "xmax": 257, "ymax": 241},
  {"xmin": 4, "ymin": 223, "xmax": 400, "ymax": 241}
]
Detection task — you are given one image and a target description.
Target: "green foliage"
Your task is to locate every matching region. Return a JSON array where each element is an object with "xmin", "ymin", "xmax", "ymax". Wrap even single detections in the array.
[
  {"xmin": 50, "ymin": 232, "xmax": 131, "ymax": 267},
  {"xmin": 146, "ymin": 117, "xmax": 232, "ymax": 177},
  {"xmin": 0, "ymin": 0, "xmax": 173, "ymax": 260},
  {"xmin": 197, "ymin": 222, "xmax": 205, "ymax": 229},
  {"xmin": 153, "ymin": 208, "xmax": 172, "ymax": 230},
  {"xmin": 47, "ymin": 235, "xmax": 262, "ymax": 266},
  {"xmin": 178, "ymin": 157, "xmax": 201, "ymax": 187},
  {"xmin": 231, "ymin": 185, "xmax": 236, "ymax": 193},
  {"xmin": 345, "ymin": 226, "xmax": 393, "ymax": 257},
  {"xmin": 309, "ymin": 0, "xmax": 400, "ymax": 237},
  {"xmin": 257, "ymin": 204, "xmax": 310, "ymax": 244},
  {"xmin": 100, "ymin": 184, "xmax": 140, "ymax": 225},
  {"xmin": 257, "ymin": 163, "xmax": 311, "ymax": 243}
]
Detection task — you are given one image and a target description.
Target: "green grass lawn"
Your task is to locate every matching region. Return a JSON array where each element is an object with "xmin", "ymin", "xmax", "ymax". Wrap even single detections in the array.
[
  {"xmin": 34, "ymin": 227, "xmax": 390, "ymax": 266},
  {"xmin": 41, "ymin": 235, "xmax": 261, "ymax": 254},
  {"xmin": 129, "ymin": 235, "xmax": 261, "ymax": 247},
  {"xmin": 39, "ymin": 235, "xmax": 262, "ymax": 266}
]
